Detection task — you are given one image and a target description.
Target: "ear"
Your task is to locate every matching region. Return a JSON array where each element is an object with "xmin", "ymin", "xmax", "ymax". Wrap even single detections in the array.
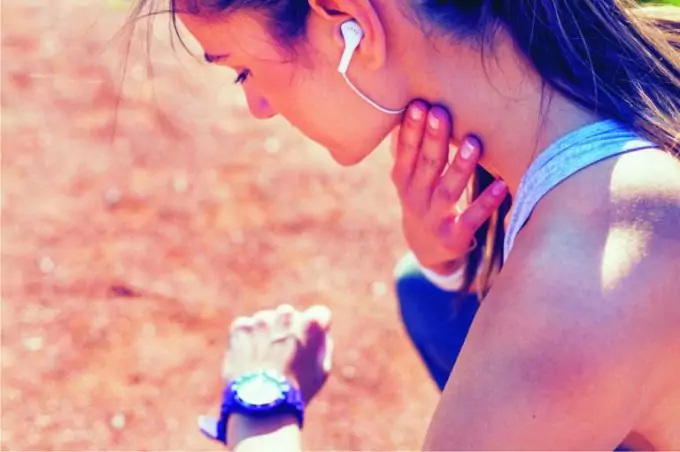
[{"xmin": 307, "ymin": 0, "xmax": 387, "ymax": 71}]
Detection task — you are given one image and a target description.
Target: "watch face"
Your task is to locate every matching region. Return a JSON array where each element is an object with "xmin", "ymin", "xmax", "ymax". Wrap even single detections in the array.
[{"xmin": 233, "ymin": 371, "xmax": 289, "ymax": 408}]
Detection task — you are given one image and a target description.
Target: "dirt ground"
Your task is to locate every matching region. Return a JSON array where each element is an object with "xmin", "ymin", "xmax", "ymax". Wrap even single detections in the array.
[{"xmin": 1, "ymin": 1, "xmax": 439, "ymax": 450}]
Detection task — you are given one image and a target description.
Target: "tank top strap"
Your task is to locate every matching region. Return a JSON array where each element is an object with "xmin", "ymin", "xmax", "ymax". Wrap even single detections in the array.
[{"xmin": 503, "ymin": 120, "xmax": 657, "ymax": 261}]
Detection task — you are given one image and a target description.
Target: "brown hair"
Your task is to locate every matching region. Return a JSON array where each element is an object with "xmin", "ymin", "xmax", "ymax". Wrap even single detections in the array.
[
  {"xmin": 440, "ymin": 1, "xmax": 680, "ymax": 299},
  {"xmin": 128, "ymin": 0, "xmax": 680, "ymax": 300}
]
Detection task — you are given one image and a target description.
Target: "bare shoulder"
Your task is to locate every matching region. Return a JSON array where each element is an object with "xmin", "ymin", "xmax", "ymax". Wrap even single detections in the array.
[
  {"xmin": 595, "ymin": 149, "xmax": 680, "ymax": 308},
  {"xmin": 503, "ymin": 146, "xmax": 680, "ymax": 376},
  {"xmin": 519, "ymin": 148, "xmax": 680, "ymax": 306},
  {"xmin": 495, "ymin": 148, "xmax": 680, "ymax": 447},
  {"xmin": 421, "ymin": 150, "xmax": 680, "ymax": 450}
]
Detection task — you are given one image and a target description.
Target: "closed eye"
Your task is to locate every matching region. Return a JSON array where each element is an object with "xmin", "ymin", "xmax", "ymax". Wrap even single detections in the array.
[
  {"xmin": 204, "ymin": 52, "xmax": 230, "ymax": 64},
  {"xmin": 234, "ymin": 70, "xmax": 251, "ymax": 85}
]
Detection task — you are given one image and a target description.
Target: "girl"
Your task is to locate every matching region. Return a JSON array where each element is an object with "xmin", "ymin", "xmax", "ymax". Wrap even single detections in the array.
[{"xmin": 129, "ymin": 0, "xmax": 680, "ymax": 449}]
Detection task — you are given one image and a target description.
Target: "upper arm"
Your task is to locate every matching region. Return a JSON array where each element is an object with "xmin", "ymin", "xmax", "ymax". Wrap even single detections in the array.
[{"xmin": 422, "ymin": 223, "xmax": 661, "ymax": 450}]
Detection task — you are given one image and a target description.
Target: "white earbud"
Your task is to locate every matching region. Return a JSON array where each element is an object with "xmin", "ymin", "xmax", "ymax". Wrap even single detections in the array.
[
  {"xmin": 337, "ymin": 20, "xmax": 405, "ymax": 115},
  {"xmin": 338, "ymin": 20, "xmax": 364, "ymax": 75}
]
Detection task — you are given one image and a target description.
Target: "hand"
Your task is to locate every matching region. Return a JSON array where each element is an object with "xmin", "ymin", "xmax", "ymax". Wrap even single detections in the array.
[
  {"xmin": 198, "ymin": 305, "xmax": 333, "ymax": 445},
  {"xmin": 390, "ymin": 101, "xmax": 509, "ymax": 275},
  {"xmin": 222, "ymin": 304, "xmax": 333, "ymax": 403}
]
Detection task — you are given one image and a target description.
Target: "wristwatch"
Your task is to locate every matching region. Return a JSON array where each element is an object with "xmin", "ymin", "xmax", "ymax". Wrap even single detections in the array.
[{"xmin": 200, "ymin": 370, "xmax": 305, "ymax": 445}]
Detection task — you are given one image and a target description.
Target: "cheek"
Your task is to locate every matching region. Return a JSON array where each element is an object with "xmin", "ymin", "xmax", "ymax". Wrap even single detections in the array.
[
  {"xmin": 242, "ymin": 87, "xmax": 277, "ymax": 119},
  {"xmin": 289, "ymin": 93, "xmax": 399, "ymax": 165},
  {"xmin": 257, "ymin": 63, "xmax": 399, "ymax": 164},
  {"xmin": 249, "ymin": 65, "xmax": 297, "ymax": 109}
]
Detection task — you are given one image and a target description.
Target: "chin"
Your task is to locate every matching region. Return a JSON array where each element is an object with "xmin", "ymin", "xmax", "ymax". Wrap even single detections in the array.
[
  {"xmin": 289, "ymin": 126, "xmax": 364, "ymax": 166},
  {"xmin": 324, "ymin": 134, "xmax": 389, "ymax": 167},
  {"xmin": 326, "ymin": 145, "xmax": 373, "ymax": 167}
]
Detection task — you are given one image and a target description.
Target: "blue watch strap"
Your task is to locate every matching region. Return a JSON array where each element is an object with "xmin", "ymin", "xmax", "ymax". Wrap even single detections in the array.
[{"xmin": 198, "ymin": 372, "xmax": 304, "ymax": 445}]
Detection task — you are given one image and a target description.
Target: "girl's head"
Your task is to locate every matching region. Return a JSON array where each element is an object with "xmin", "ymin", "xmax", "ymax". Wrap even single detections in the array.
[
  {"xmin": 131, "ymin": 0, "xmax": 679, "ymax": 296},
  {"xmin": 130, "ymin": 0, "xmax": 679, "ymax": 169},
  {"xmin": 137, "ymin": 0, "xmax": 423, "ymax": 166},
  {"xmin": 131, "ymin": 0, "xmax": 680, "ymax": 167}
]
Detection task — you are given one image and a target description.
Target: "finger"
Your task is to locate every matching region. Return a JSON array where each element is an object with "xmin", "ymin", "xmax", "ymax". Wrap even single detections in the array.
[
  {"xmin": 301, "ymin": 320, "xmax": 333, "ymax": 391},
  {"xmin": 444, "ymin": 179, "xmax": 508, "ymax": 244},
  {"xmin": 225, "ymin": 316, "xmax": 255, "ymax": 378},
  {"xmin": 391, "ymin": 101, "xmax": 429, "ymax": 193},
  {"xmin": 302, "ymin": 319, "xmax": 328, "ymax": 367},
  {"xmin": 229, "ymin": 316, "xmax": 254, "ymax": 353},
  {"xmin": 252, "ymin": 309, "xmax": 276, "ymax": 359},
  {"xmin": 408, "ymin": 106, "xmax": 452, "ymax": 210},
  {"xmin": 270, "ymin": 305, "xmax": 298, "ymax": 347},
  {"xmin": 271, "ymin": 304, "xmax": 296, "ymax": 341},
  {"xmin": 428, "ymin": 136, "xmax": 481, "ymax": 221},
  {"xmin": 303, "ymin": 305, "xmax": 332, "ymax": 332},
  {"xmin": 269, "ymin": 304, "xmax": 300, "ymax": 368}
]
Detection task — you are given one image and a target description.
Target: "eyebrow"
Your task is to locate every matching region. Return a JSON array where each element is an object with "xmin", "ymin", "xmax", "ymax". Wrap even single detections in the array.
[{"xmin": 203, "ymin": 52, "xmax": 230, "ymax": 63}]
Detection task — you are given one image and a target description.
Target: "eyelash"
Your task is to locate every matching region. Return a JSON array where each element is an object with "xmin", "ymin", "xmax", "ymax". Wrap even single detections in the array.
[{"xmin": 234, "ymin": 70, "xmax": 251, "ymax": 85}]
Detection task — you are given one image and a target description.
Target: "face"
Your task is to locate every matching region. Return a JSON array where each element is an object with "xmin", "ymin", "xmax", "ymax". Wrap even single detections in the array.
[{"xmin": 177, "ymin": 6, "xmax": 411, "ymax": 166}]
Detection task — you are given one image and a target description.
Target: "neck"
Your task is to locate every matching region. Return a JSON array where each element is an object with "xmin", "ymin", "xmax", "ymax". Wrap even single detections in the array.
[{"xmin": 407, "ymin": 31, "xmax": 600, "ymax": 197}]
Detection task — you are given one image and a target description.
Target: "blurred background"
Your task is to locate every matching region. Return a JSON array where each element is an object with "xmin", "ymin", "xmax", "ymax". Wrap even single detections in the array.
[{"xmin": 1, "ymin": 0, "xmax": 678, "ymax": 451}]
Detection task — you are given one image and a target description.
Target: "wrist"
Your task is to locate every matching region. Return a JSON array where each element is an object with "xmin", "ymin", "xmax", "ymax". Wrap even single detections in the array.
[
  {"xmin": 424, "ymin": 256, "xmax": 466, "ymax": 276},
  {"xmin": 228, "ymin": 413, "xmax": 301, "ymax": 451},
  {"xmin": 417, "ymin": 256, "xmax": 467, "ymax": 292},
  {"xmin": 210, "ymin": 370, "xmax": 304, "ymax": 449},
  {"xmin": 422, "ymin": 235, "xmax": 479, "ymax": 276}
]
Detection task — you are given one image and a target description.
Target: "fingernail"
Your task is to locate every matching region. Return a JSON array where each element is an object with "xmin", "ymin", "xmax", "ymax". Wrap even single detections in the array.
[
  {"xmin": 410, "ymin": 106, "xmax": 423, "ymax": 121},
  {"xmin": 460, "ymin": 139, "xmax": 475, "ymax": 160},
  {"xmin": 428, "ymin": 112, "xmax": 439, "ymax": 130},
  {"xmin": 492, "ymin": 180, "xmax": 507, "ymax": 196}
]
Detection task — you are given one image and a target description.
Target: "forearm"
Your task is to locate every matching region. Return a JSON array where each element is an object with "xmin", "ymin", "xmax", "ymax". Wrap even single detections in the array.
[{"xmin": 229, "ymin": 414, "xmax": 302, "ymax": 452}]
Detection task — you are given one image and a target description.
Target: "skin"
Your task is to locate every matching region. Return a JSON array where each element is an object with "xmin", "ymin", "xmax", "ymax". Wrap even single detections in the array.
[
  {"xmin": 180, "ymin": 2, "xmax": 406, "ymax": 166},
  {"xmin": 179, "ymin": 0, "xmax": 598, "ymax": 189},
  {"xmin": 179, "ymin": 0, "xmax": 680, "ymax": 449},
  {"xmin": 422, "ymin": 147, "xmax": 680, "ymax": 450},
  {"xmin": 220, "ymin": 109, "xmax": 680, "ymax": 451},
  {"xmin": 392, "ymin": 105, "xmax": 507, "ymax": 275}
]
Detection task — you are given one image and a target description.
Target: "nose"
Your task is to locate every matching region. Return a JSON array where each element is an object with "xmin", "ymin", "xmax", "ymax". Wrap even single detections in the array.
[{"xmin": 244, "ymin": 89, "xmax": 278, "ymax": 120}]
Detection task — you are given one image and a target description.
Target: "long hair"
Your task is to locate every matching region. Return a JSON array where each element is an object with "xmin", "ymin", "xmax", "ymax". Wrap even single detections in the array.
[
  {"xmin": 437, "ymin": 1, "xmax": 680, "ymax": 299},
  {"xmin": 127, "ymin": 0, "xmax": 680, "ymax": 300}
]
